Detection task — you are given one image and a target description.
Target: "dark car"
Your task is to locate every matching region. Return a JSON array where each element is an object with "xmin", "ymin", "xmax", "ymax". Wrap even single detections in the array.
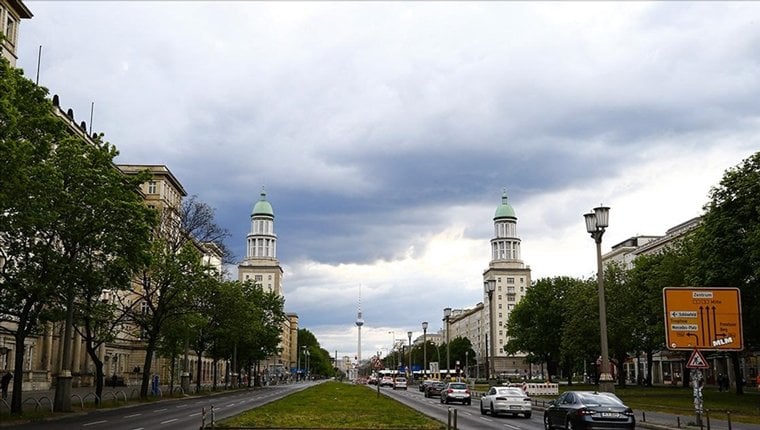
[
  {"xmin": 543, "ymin": 391, "xmax": 635, "ymax": 429},
  {"xmin": 424, "ymin": 381, "xmax": 446, "ymax": 398}
]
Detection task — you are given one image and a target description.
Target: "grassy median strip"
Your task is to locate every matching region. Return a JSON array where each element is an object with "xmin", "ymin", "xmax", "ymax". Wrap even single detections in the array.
[{"xmin": 219, "ymin": 382, "xmax": 445, "ymax": 429}]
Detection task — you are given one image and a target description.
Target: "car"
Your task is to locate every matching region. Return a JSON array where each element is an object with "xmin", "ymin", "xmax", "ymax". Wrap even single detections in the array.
[
  {"xmin": 480, "ymin": 386, "xmax": 532, "ymax": 418},
  {"xmin": 379, "ymin": 376, "xmax": 394, "ymax": 387},
  {"xmin": 393, "ymin": 377, "xmax": 408, "ymax": 390},
  {"xmin": 425, "ymin": 381, "xmax": 446, "ymax": 398},
  {"xmin": 419, "ymin": 379, "xmax": 439, "ymax": 392},
  {"xmin": 367, "ymin": 376, "xmax": 378, "ymax": 385},
  {"xmin": 543, "ymin": 391, "xmax": 635, "ymax": 430},
  {"xmin": 440, "ymin": 381, "xmax": 471, "ymax": 405}
]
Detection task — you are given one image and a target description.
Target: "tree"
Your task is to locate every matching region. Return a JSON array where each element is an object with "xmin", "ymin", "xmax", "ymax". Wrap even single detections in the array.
[
  {"xmin": 687, "ymin": 150, "xmax": 760, "ymax": 394},
  {"xmin": 0, "ymin": 58, "xmax": 155, "ymax": 412},
  {"xmin": 559, "ymin": 278, "xmax": 597, "ymax": 384},
  {"xmin": 506, "ymin": 277, "xmax": 577, "ymax": 381},
  {"xmin": 0, "ymin": 58, "xmax": 66, "ymax": 414}
]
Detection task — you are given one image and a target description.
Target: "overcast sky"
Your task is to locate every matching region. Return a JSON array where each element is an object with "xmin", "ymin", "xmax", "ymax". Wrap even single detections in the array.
[{"xmin": 17, "ymin": 1, "xmax": 760, "ymax": 361}]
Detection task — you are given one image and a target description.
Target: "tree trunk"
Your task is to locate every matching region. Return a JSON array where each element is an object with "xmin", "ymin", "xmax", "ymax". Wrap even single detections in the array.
[
  {"xmin": 140, "ymin": 341, "xmax": 156, "ymax": 399},
  {"xmin": 731, "ymin": 351, "xmax": 744, "ymax": 395},
  {"xmin": 212, "ymin": 358, "xmax": 218, "ymax": 391},
  {"xmin": 646, "ymin": 349, "xmax": 654, "ymax": 386},
  {"xmin": 169, "ymin": 355, "xmax": 175, "ymax": 395},
  {"xmin": 195, "ymin": 350, "xmax": 203, "ymax": 392},
  {"xmin": 616, "ymin": 353, "xmax": 627, "ymax": 388},
  {"xmin": 84, "ymin": 343, "xmax": 104, "ymax": 405},
  {"xmin": 10, "ymin": 334, "xmax": 27, "ymax": 414}
]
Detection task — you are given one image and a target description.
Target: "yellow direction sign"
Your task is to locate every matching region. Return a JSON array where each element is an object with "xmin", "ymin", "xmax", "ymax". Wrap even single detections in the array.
[{"xmin": 663, "ymin": 288, "xmax": 743, "ymax": 351}]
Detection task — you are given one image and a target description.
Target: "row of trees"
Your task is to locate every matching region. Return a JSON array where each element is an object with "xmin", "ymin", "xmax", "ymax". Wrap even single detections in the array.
[
  {"xmin": 505, "ymin": 150, "xmax": 760, "ymax": 395},
  {"xmin": 0, "ymin": 58, "xmax": 286, "ymax": 414}
]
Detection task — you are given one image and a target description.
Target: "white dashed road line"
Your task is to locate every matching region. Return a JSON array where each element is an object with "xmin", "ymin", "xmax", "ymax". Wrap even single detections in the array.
[
  {"xmin": 160, "ymin": 418, "xmax": 178, "ymax": 424},
  {"xmin": 83, "ymin": 420, "xmax": 108, "ymax": 426},
  {"xmin": 153, "ymin": 408, "xmax": 167, "ymax": 412},
  {"xmin": 123, "ymin": 413, "xmax": 142, "ymax": 418}
]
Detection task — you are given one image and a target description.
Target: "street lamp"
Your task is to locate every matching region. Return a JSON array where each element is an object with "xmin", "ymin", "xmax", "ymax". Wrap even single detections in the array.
[
  {"xmin": 584, "ymin": 205, "xmax": 614, "ymax": 393},
  {"xmin": 443, "ymin": 307, "xmax": 451, "ymax": 380},
  {"xmin": 484, "ymin": 279, "xmax": 496, "ymax": 380},
  {"xmin": 407, "ymin": 331, "xmax": 412, "ymax": 380},
  {"xmin": 422, "ymin": 322, "xmax": 428, "ymax": 379}
]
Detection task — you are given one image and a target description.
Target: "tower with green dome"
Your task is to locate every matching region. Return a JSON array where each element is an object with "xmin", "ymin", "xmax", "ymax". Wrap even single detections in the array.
[
  {"xmin": 482, "ymin": 190, "xmax": 531, "ymax": 378},
  {"xmin": 238, "ymin": 190, "xmax": 282, "ymax": 296}
]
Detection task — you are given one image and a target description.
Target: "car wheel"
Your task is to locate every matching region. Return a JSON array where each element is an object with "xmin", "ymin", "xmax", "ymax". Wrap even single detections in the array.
[
  {"xmin": 525, "ymin": 412, "xmax": 532, "ymax": 419},
  {"xmin": 543, "ymin": 414, "xmax": 552, "ymax": 430},
  {"xmin": 480, "ymin": 401, "xmax": 486, "ymax": 415},
  {"xmin": 440, "ymin": 396, "xmax": 444, "ymax": 404},
  {"xmin": 565, "ymin": 418, "xmax": 574, "ymax": 430},
  {"xmin": 466, "ymin": 400, "xmax": 471, "ymax": 406}
]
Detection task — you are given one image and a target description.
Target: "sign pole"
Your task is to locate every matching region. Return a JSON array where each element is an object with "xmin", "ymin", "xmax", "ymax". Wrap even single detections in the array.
[{"xmin": 690, "ymin": 367, "xmax": 704, "ymax": 426}]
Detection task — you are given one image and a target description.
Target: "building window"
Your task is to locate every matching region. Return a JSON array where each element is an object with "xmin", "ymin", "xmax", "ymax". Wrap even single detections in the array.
[
  {"xmin": 498, "ymin": 303, "xmax": 502, "ymax": 309},
  {"xmin": 506, "ymin": 277, "xmax": 515, "ymax": 284},
  {"xmin": 245, "ymin": 275, "xmax": 250, "ymax": 280},
  {"xmin": 268, "ymin": 275, "xmax": 272, "ymax": 280},
  {"xmin": 507, "ymin": 286, "xmax": 515, "ymax": 293},
  {"xmin": 497, "ymin": 294, "xmax": 502, "ymax": 300},
  {"xmin": 254, "ymin": 275, "xmax": 263, "ymax": 282},
  {"xmin": 148, "ymin": 181, "xmax": 157, "ymax": 194}
]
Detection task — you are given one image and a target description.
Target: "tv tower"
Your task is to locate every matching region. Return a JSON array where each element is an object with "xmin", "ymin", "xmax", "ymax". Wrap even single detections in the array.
[{"xmin": 355, "ymin": 286, "xmax": 364, "ymax": 365}]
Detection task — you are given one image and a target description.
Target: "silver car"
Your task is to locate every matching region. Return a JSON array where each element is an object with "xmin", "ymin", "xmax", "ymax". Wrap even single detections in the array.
[
  {"xmin": 480, "ymin": 386, "xmax": 532, "ymax": 418},
  {"xmin": 440, "ymin": 382, "xmax": 471, "ymax": 405}
]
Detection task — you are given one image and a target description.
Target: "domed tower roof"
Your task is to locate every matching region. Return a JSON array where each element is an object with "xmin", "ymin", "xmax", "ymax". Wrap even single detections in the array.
[
  {"xmin": 252, "ymin": 190, "xmax": 274, "ymax": 217},
  {"xmin": 494, "ymin": 190, "xmax": 516, "ymax": 219}
]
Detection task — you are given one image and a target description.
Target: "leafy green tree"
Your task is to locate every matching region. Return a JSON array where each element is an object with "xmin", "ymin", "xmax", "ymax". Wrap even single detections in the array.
[
  {"xmin": 0, "ymin": 58, "xmax": 69, "ymax": 414},
  {"xmin": 687, "ymin": 150, "xmax": 760, "ymax": 394},
  {"xmin": 559, "ymin": 278, "xmax": 597, "ymax": 384},
  {"xmin": 0, "ymin": 58, "xmax": 155, "ymax": 412},
  {"xmin": 506, "ymin": 277, "xmax": 576, "ymax": 380},
  {"xmin": 604, "ymin": 263, "xmax": 639, "ymax": 387}
]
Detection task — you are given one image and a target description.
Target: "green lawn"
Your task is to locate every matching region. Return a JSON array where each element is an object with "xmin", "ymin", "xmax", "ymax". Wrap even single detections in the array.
[{"xmin": 219, "ymin": 381, "xmax": 445, "ymax": 429}]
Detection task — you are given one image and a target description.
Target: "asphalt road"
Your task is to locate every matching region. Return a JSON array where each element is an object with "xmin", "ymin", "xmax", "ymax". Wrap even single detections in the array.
[{"xmin": 2, "ymin": 382, "xmax": 317, "ymax": 430}]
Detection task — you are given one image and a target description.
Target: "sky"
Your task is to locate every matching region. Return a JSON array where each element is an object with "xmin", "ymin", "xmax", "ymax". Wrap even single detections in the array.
[{"xmin": 16, "ymin": 1, "xmax": 760, "ymax": 361}]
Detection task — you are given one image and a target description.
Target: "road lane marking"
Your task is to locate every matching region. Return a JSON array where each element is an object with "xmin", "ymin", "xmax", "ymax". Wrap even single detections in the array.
[
  {"xmin": 153, "ymin": 408, "xmax": 167, "ymax": 412},
  {"xmin": 129, "ymin": 428, "xmax": 144, "ymax": 430},
  {"xmin": 83, "ymin": 420, "xmax": 108, "ymax": 426},
  {"xmin": 160, "ymin": 418, "xmax": 178, "ymax": 424},
  {"xmin": 175, "ymin": 404, "xmax": 188, "ymax": 408},
  {"xmin": 189, "ymin": 412, "xmax": 201, "ymax": 417},
  {"xmin": 123, "ymin": 413, "xmax": 142, "ymax": 418}
]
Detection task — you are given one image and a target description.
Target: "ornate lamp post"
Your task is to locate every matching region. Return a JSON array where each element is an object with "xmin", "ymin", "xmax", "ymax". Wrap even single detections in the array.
[
  {"xmin": 407, "ymin": 331, "xmax": 413, "ymax": 380},
  {"xmin": 443, "ymin": 307, "xmax": 452, "ymax": 380},
  {"xmin": 584, "ymin": 205, "xmax": 614, "ymax": 393},
  {"xmin": 484, "ymin": 279, "xmax": 496, "ymax": 380},
  {"xmin": 422, "ymin": 322, "xmax": 428, "ymax": 379}
]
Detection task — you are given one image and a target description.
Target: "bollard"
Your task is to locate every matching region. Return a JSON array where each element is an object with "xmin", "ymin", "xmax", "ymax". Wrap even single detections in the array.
[
  {"xmin": 201, "ymin": 407, "xmax": 206, "ymax": 429},
  {"xmin": 211, "ymin": 405, "xmax": 215, "ymax": 429},
  {"xmin": 447, "ymin": 407, "xmax": 452, "ymax": 430},
  {"xmin": 706, "ymin": 409, "xmax": 711, "ymax": 430},
  {"xmin": 677, "ymin": 416, "xmax": 681, "ymax": 428},
  {"xmin": 642, "ymin": 411, "xmax": 646, "ymax": 422},
  {"xmin": 453, "ymin": 408, "xmax": 458, "ymax": 430},
  {"xmin": 727, "ymin": 411, "xmax": 732, "ymax": 430}
]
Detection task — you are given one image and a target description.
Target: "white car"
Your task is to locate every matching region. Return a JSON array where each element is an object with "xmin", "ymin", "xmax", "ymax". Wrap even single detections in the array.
[
  {"xmin": 393, "ymin": 377, "xmax": 408, "ymax": 390},
  {"xmin": 480, "ymin": 386, "xmax": 532, "ymax": 418}
]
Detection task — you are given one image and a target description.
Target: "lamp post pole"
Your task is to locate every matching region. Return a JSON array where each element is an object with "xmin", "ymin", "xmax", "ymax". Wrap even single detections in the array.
[
  {"xmin": 443, "ymin": 307, "xmax": 451, "ymax": 380},
  {"xmin": 584, "ymin": 205, "xmax": 614, "ymax": 393},
  {"xmin": 484, "ymin": 280, "xmax": 496, "ymax": 380},
  {"xmin": 422, "ymin": 322, "xmax": 428, "ymax": 379},
  {"xmin": 407, "ymin": 331, "xmax": 412, "ymax": 381}
]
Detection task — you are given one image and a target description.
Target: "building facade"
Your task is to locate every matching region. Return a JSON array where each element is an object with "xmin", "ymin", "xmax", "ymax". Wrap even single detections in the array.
[{"xmin": 0, "ymin": 0, "xmax": 31, "ymax": 67}]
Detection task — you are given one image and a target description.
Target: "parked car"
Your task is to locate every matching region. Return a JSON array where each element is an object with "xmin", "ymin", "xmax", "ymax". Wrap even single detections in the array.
[
  {"xmin": 440, "ymin": 381, "xmax": 471, "ymax": 405},
  {"xmin": 543, "ymin": 391, "xmax": 635, "ymax": 430},
  {"xmin": 393, "ymin": 377, "xmax": 408, "ymax": 390},
  {"xmin": 379, "ymin": 376, "xmax": 394, "ymax": 387},
  {"xmin": 424, "ymin": 381, "xmax": 446, "ymax": 398},
  {"xmin": 480, "ymin": 386, "xmax": 532, "ymax": 418},
  {"xmin": 367, "ymin": 376, "xmax": 378, "ymax": 385}
]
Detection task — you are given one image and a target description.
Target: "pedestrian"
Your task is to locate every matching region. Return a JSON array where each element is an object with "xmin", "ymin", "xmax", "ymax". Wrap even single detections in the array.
[{"xmin": 1, "ymin": 371, "xmax": 12, "ymax": 399}]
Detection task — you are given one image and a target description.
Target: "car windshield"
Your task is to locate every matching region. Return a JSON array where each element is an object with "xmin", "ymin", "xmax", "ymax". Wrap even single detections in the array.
[
  {"xmin": 497, "ymin": 388, "xmax": 524, "ymax": 396},
  {"xmin": 449, "ymin": 383, "xmax": 466, "ymax": 389},
  {"xmin": 578, "ymin": 393, "xmax": 624, "ymax": 406}
]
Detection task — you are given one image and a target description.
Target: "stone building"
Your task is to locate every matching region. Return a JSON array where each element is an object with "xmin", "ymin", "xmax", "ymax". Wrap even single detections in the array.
[{"xmin": 0, "ymin": 0, "xmax": 31, "ymax": 67}]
